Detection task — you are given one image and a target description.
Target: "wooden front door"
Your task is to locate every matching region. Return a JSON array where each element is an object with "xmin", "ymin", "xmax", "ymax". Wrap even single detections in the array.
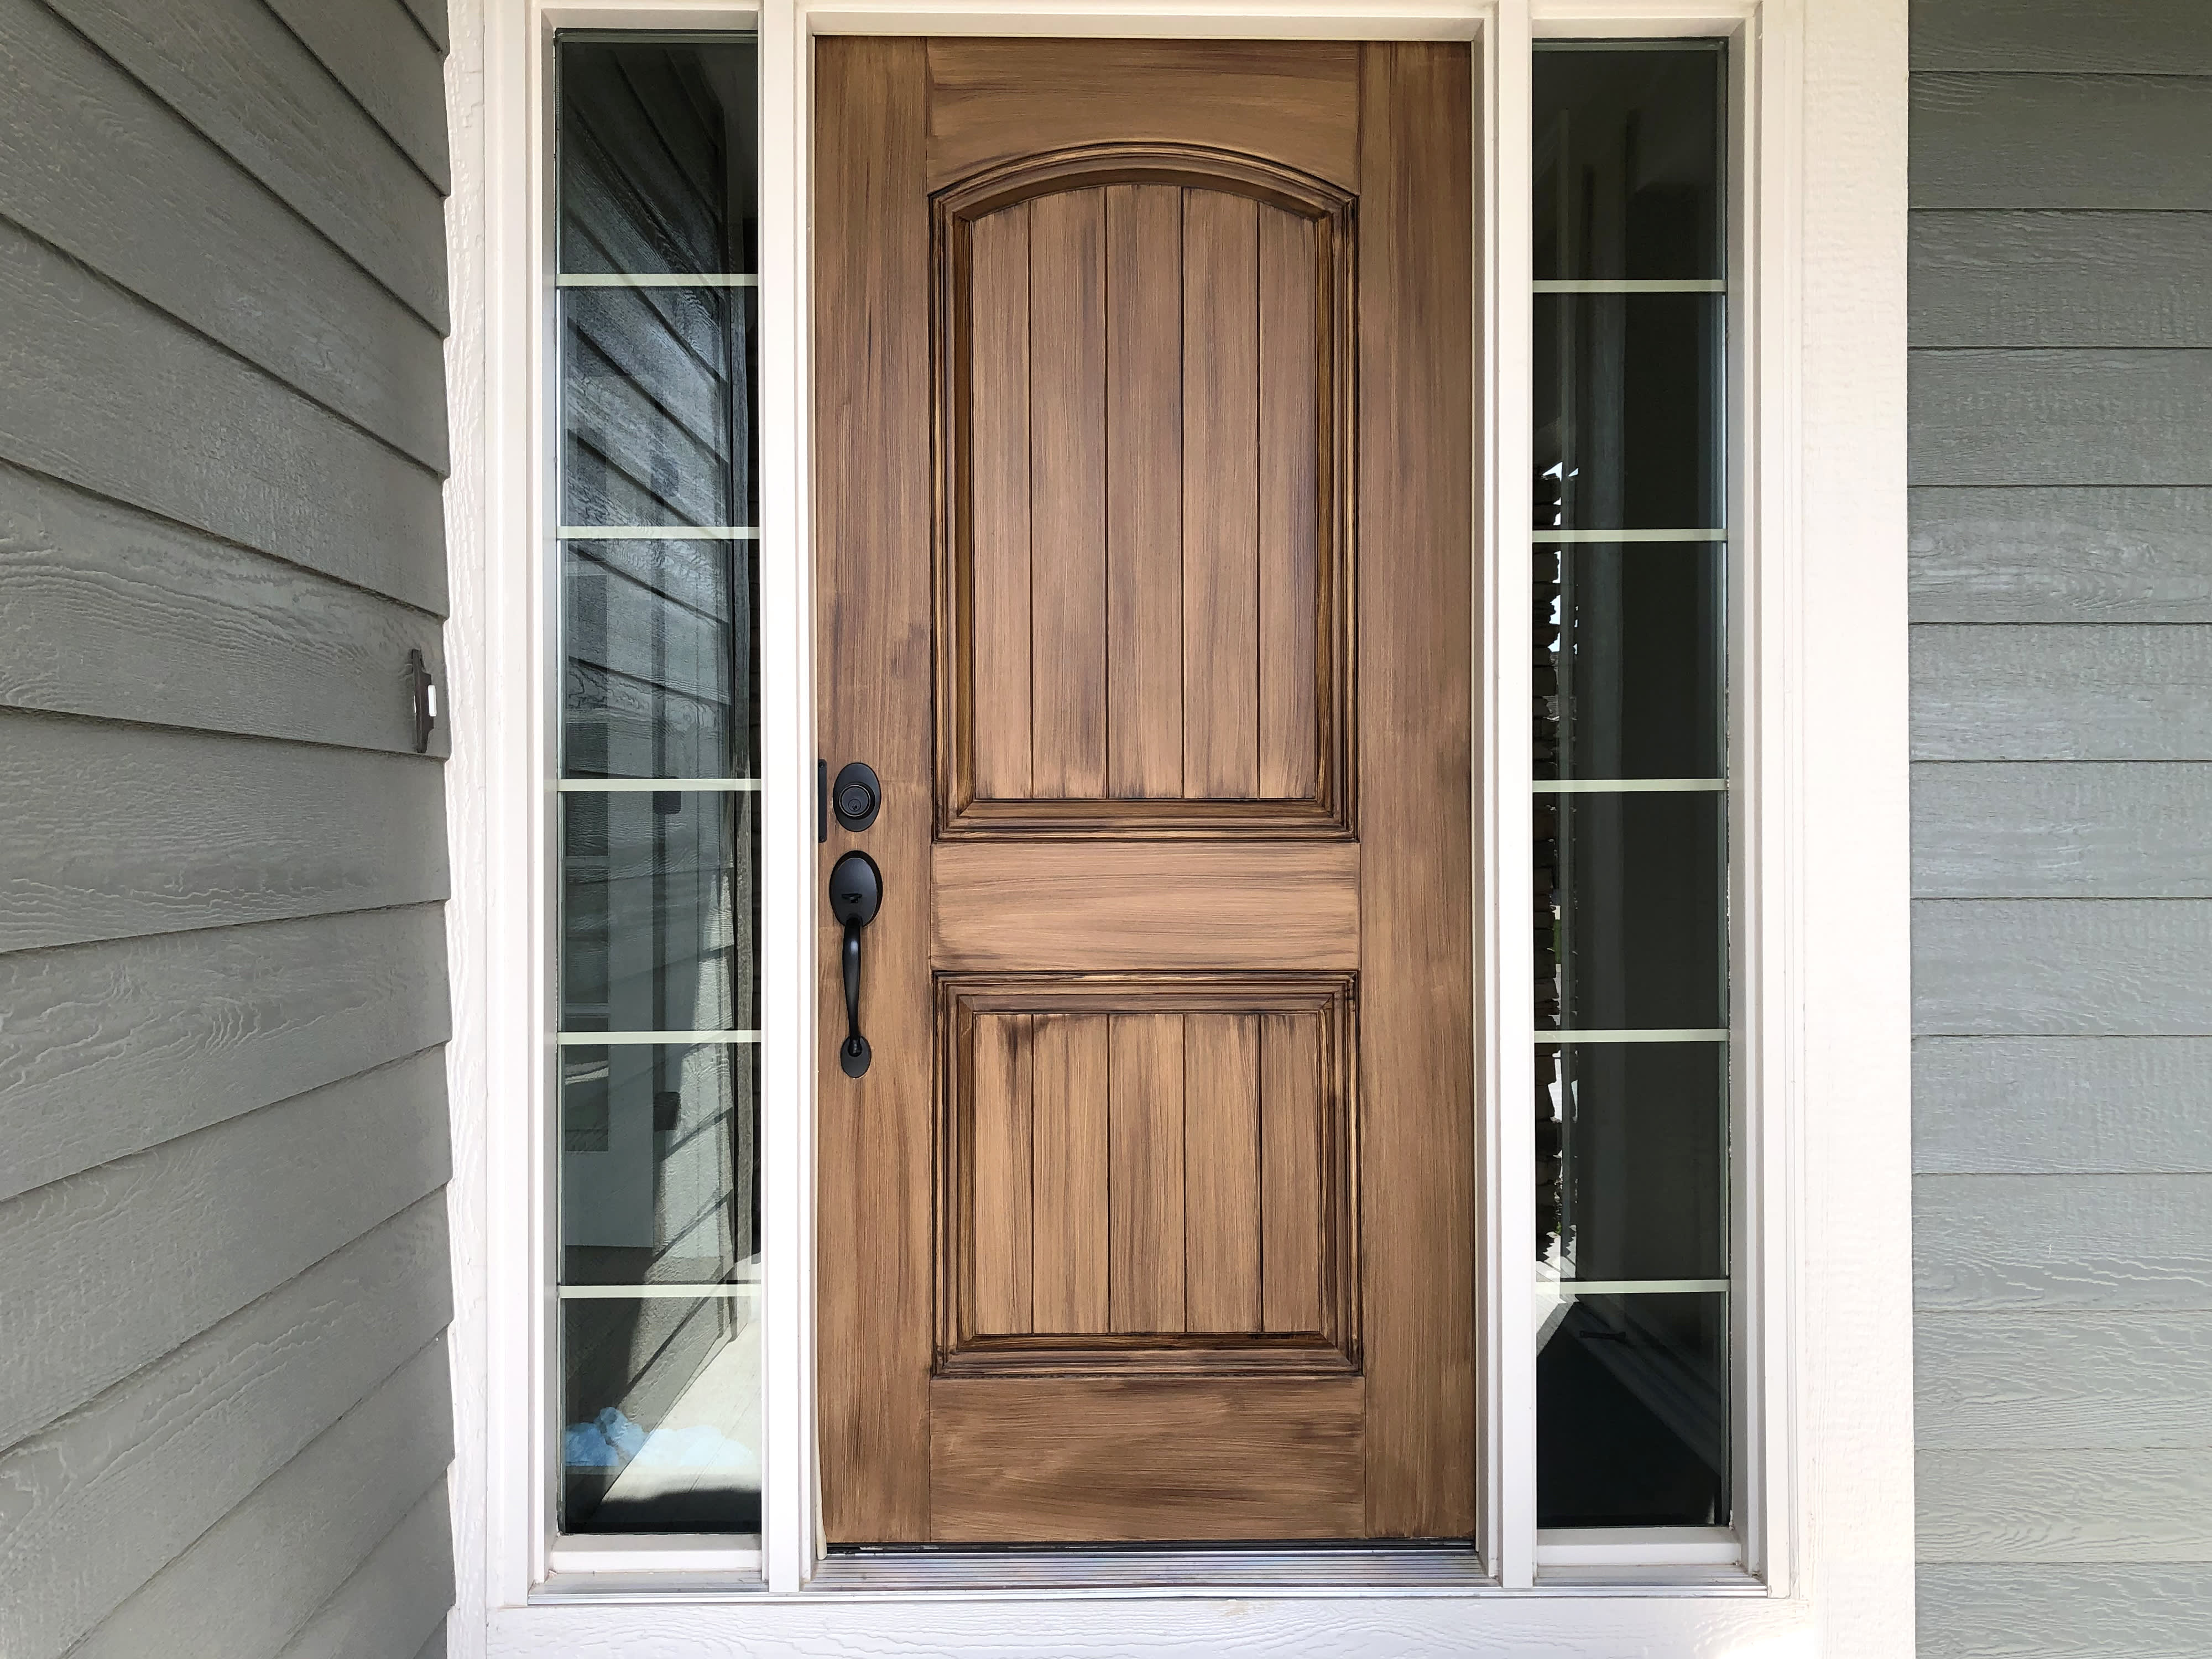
[{"xmin": 816, "ymin": 37, "xmax": 1474, "ymax": 1545}]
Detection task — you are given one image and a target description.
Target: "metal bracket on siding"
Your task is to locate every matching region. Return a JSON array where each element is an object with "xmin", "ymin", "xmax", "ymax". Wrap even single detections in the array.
[{"xmin": 408, "ymin": 649, "xmax": 438, "ymax": 755}]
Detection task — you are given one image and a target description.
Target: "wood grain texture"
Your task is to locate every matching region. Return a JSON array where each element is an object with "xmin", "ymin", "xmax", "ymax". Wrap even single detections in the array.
[
  {"xmin": 0, "ymin": 0, "xmax": 446, "ymax": 470},
  {"xmin": 1258, "ymin": 206, "xmax": 1321, "ymax": 801},
  {"xmin": 1913, "ymin": 1173, "xmax": 2212, "ymax": 1310},
  {"xmin": 967, "ymin": 204, "xmax": 1032, "ymax": 801},
  {"xmin": 924, "ymin": 39, "xmax": 1361, "ymax": 192},
  {"xmin": 932, "ymin": 841, "xmax": 1359, "ymax": 971},
  {"xmin": 1181, "ymin": 189, "xmax": 1262, "ymax": 800},
  {"xmin": 0, "ymin": 907, "xmax": 450, "ymax": 1205},
  {"xmin": 1919, "ymin": 1564, "xmax": 2212, "ymax": 1659},
  {"xmin": 1914, "ymin": 899, "xmax": 2212, "ymax": 1036},
  {"xmin": 1109, "ymin": 1014, "xmax": 1187, "ymax": 1334},
  {"xmin": 1911, "ymin": 74, "xmax": 2212, "ymax": 211},
  {"xmin": 1911, "ymin": 350, "xmax": 2212, "ymax": 487},
  {"xmin": 0, "ymin": 222, "xmax": 446, "ymax": 611},
  {"xmin": 1913, "ymin": 763, "xmax": 2212, "ymax": 895},
  {"xmin": 1183, "ymin": 1014, "xmax": 1261, "ymax": 1333},
  {"xmin": 1911, "ymin": 212, "xmax": 2212, "ymax": 349},
  {"xmin": 1104, "ymin": 183, "xmax": 1185, "ymax": 802},
  {"xmin": 1914, "ymin": 1036, "xmax": 2212, "ymax": 1175},
  {"xmin": 0, "ymin": 1053, "xmax": 450, "ymax": 1449},
  {"xmin": 42, "ymin": 0, "xmax": 448, "ymax": 327},
  {"xmin": 1917, "ymin": 1447, "xmax": 2212, "ymax": 1562},
  {"xmin": 1910, "ymin": 486, "xmax": 2212, "ymax": 624},
  {"xmin": 0, "ymin": 1199, "xmax": 448, "ymax": 1659},
  {"xmin": 1027, "ymin": 188, "xmax": 1109, "ymax": 799},
  {"xmin": 969, "ymin": 1014, "xmax": 1034, "ymax": 1335},
  {"xmin": 0, "ymin": 711, "xmax": 447, "ymax": 955},
  {"xmin": 1354, "ymin": 40, "xmax": 1477, "ymax": 1539},
  {"xmin": 0, "ymin": 466, "xmax": 448, "ymax": 753},
  {"xmin": 1912, "ymin": 0, "xmax": 2212, "ymax": 73},
  {"xmin": 261, "ymin": 0, "xmax": 450, "ymax": 190},
  {"xmin": 1916, "ymin": 1310, "xmax": 2212, "ymax": 1449},
  {"xmin": 266, "ymin": 1480, "xmax": 451, "ymax": 1659},
  {"xmin": 1033, "ymin": 1015, "xmax": 1111, "ymax": 1334},
  {"xmin": 813, "ymin": 34, "xmax": 935, "ymax": 1544},
  {"xmin": 1912, "ymin": 626, "xmax": 2212, "ymax": 759},
  {"xmin": 63, "ymin": 1338, "xmax": 452, "ymax": 1659},
  {"xmin": 1261, "ymin": 1013, "xmax": 1326, "ymax": 1333},
  {"xmin": 927, "ymin": 1378, "xmax": 1364, "ymax": 1541}
]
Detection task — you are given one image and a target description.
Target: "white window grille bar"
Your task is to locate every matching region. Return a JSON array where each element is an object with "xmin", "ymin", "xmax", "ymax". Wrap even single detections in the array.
[
  {"xmin": 556, "ymin": 1283, "xmax": 761, "ymax": 1299},
  {"xmin": 1533, "ymin": 278, "xmax": 1725, "ymax": 293},
  {"xmin": 1533, "ymin": 528, "xmax": 1726, "ymax": 542},
  {"xmin": 556, "ymin": 778, "xmax": 763, "ymax": 792},
  {"xmin": 1538, "ymin": 1029, "xmax": 1730, "ymax": 1044},
  {"xmin": 556, "ymin": 1030, "xmax": 762, "ymax": 1045},
  {"xmin": 557, "ymin": 525, "xmax": 760, "ymax": 539},
  {"xmin": 1533, "ymin": 778, "xmax": 1727, "ymax": 793},
  {"xmin": 1550, "ymin": 1279, "xmax": 1730, "ymax": 1297},
  {"xmin": 556, "ymin": 273, "xmax": 759, "ymax": 286}
]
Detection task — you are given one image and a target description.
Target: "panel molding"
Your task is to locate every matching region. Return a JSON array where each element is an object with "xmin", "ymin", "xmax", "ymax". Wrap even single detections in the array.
[
  {"xmin": 935, "ymin": 971, "xmax": 1359, "ymax": 1378},
  {"xmin": 932, "ymin": 143, "xmax": 1358, "ymax": 838}
]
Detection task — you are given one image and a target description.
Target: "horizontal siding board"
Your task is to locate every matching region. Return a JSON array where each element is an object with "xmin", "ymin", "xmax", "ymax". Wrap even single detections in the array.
[
  {"xmin": 1917, "ymin": 1447, "xmax": 2212, "ymax": 1562},
  {"xmin": 1911, "ymin": 1, "xmax": 2212, "ymax": 74},
  {"xmin": 1911, "ymin": 212, "xmax": 2212, "ymax": 349},
  {"xmin": 1914, "ymin": 1173, "xmax": 2212, "ymax": 1311},
  {"xmin": 0, "ymin": 711, "xmax": 447, "ymax": 956},
  {"xmin": 1916, "ymin": 1037, "xmax": 2212, "ymax": 1175},
  {"xmin": 1913, "ymin": 763, "xmax": 2212, "ymax": 895},
  {"xmin": 0, "ymin": 223, "xmax": 445, "ymax": 611},
  {"xmin": 1911, "ymin": 626, "xmax": 2212, "ymax": 760},
  {"xmin": 1919, "ymin": 1564, "xmax": 2212, "ymax": 1659},
  {"xmin": 0, "ymin": 1197, "xmax": 449, "ymax": 1657},
  {"xmin": 1910, "ymin": 487, "xmax": 2212, "ymax": 623},
  {"xmin": 411, "ymin": 1620, "xmax": 447, "ymax": 1659},
  {"xmin": 272, "ymin": 1483, "xmax": 452, "ymax": 1659},
  {"xmin": 0, "ymin": 0, "xmax": 446, "ymax": 469},
  {"xmin": 0, "ymin": 466, "xmax": 447, "ymax": 755},
  {"xmin": 42, "ymin": 0, "xmax": 448, "ymax": 327},
  {"xmin": 397, "ymin": 0, "xmax": 446, "ymax": 51},
  {"xmin": 0, "ymin": 907, "xmax": 450, "ymax": 1205},
  {"xmin": 262, "ymin": 0, "xmax": 450, "ymax": 190},
  {"xmin": 1914, "ymin": 899, "xmax": 2212, "ymax": 1036},
  {"xmin": 1911, "ymin": 349, "xmax": 2212, "ymax": 487},
  {"xmin": 69, "ymin": 1339, "xmax": 453, "ymax": 1659},
  {"xmin": 1916, "ymin": 1310, "xmax": 2212, "ymax": 1449},
  {"xmin": 0, "ymin": 1058, "xmax": 451, "ymax": 1448},
  {"xmin": 1911, "ymin": 74, "xmax": 2212, "ymax": 210}
]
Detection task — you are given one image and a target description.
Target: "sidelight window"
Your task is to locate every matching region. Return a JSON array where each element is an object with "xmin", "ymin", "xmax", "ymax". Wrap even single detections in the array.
[
  {"xmin": 1531, "ymin": 41, "xmax": 1733, "ymax": 1536},
  {"xmin": 552, "ymin": 32, "xmax": 763, "ymax": 1542}
]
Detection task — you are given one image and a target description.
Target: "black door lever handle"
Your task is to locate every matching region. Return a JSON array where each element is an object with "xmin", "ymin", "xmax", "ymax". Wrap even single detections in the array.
[{"xmin": 828, "ymin": 851, "xmax": 882, "ymax": 1078}]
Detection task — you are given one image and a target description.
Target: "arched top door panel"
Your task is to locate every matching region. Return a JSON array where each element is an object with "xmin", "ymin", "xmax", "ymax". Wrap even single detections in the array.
[{"xmin": 933, "ymin": 146, "xmax": 1357, "ymax": 837}]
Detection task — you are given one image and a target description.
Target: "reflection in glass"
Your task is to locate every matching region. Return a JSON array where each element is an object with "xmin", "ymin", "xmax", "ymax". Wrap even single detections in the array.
[
  {"xmin": 1542, "ymin": 1042, "xmax": 1725, "ymax": 1282},
  {"xmin": 1553, "ymin": 791, "xmax": 1724, "ymax": 1032},
  {"xmin": 1537, "ymin": 542, "xmax": 1723, "ymax": 781},
  {"xmin": 1534, "ymin": 46, "xmax": 1721, "ymax": 282},
  {"xmin": 1536, "ymin": 1292, "xmax": 1727, "ymax": 1528},
  {"xmin": 1535, "ymin": 293, "xmax": 1721, "ymax": 534}
]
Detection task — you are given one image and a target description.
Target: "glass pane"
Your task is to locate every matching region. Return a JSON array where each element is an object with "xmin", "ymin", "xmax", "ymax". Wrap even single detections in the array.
[
  {"xmin": 1540, "ymin": 1041, "xmax": 1725, "ymax": 1281},
  {"xmin": 564, "ymin": 536, "xmax": 757, "ymax": 779},
  {"xmin": 1533, "ymin": 46, "xmax": 1721, "ymax": 281},
  {"xmin": 1533, "ymin": 292, "xmax": 1722, "ymax": 533},
  {"xmin": 560, "ymin": 791, "xmax": 758, "ymax": 1035},
  {"xmin": 561, "ymin": 1043, "xmax": 759, "ymax": 1286},
  {"xmin": 1536, "ymin": 1292, "xmax": 1728, "ymax": 1527},
  {"xmin": 1550, "ymin": 790, "xmax": 1724, "ymax": 1032},
  {"xmin": 1537, "ymin": 541, "xmax": 1723, "ymax": 781},
  {"xmin": 562, "ymin": 1295, "xmax": 762, "ymax": 1533},
  {"xmin": 561, "ymin": 285, "xmax": 759, "ymax": 531},
  {"xmin": 560, "ymin": 41, "xmax": 758, "ymax": 276}
]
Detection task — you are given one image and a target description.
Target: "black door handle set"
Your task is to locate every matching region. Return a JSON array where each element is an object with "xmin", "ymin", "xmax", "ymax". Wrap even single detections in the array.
[{"xmin": 823, "ymin": 761, "xmax": 882, "ymax": 1078}]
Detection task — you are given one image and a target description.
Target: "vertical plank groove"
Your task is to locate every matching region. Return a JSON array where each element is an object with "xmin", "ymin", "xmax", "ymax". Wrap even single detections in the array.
[
  {"xmin": 1181, "ymin": 189, "xmax": 1262, "ymax": 798},
  {"xmin": 1108, "ymin": 1013, "xmax": 1187, "ymax": 1333},
  {"xmin": 1105, "ymin": 182, "xmax": 1186, "ymax": 800},
  {"xmin": 1185, "ymin": 1012, "xmax": 1264, "ymax": 1332},
  {"xmin": 969, "ymin": 204, "xmax": 1033, "ymax": 799},
  {"xmin": 1032, "ymin": 1013, "xmax": 1111, "ymax": 1332},
  {"xmin": 1261, "ymin": 1011, "xmax": 1326, "ymax": 1333},
  {"xmin": 970, "ymin": 1013, "xmax": 1034, "ymax": 1334},
  {"xmin": 1028, "ymin": 189, "xmax": 1109, "ymax": 797},
  {"xmin": 1258, "ymin": 206, "xmax": 1322, "ymax": 800}
]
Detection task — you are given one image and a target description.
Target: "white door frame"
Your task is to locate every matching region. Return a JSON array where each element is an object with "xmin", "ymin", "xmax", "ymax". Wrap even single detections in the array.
[{"xmin": 440, "ymin": 0, "xmax": 1914, "ymax": 1650}]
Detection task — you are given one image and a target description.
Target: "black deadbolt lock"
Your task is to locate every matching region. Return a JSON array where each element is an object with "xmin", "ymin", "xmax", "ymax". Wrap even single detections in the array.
[{"xmin": 832, "ymin": 761, "xmax": 880, "ymax": 832}]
